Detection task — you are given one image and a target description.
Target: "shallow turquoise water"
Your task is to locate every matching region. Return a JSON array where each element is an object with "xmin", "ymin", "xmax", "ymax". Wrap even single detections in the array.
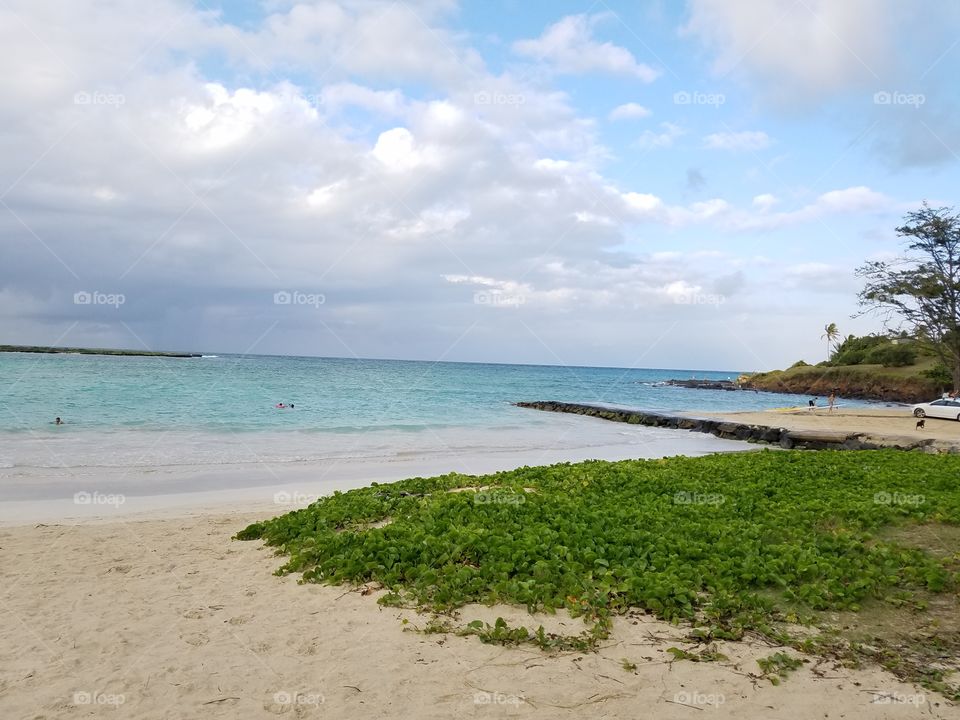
[
  {"xmin": 0, "ymin": 353, "xmax": 857, "ymax": 434},
  {"xmin": 0, "ymin": 353, "xmax": 881, "ymax": 473}
]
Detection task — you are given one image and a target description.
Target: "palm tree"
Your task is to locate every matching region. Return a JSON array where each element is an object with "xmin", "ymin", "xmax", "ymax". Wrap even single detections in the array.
[{"xmin": 821, "ymin": 323, "xmax": 840, "ymax": 361}]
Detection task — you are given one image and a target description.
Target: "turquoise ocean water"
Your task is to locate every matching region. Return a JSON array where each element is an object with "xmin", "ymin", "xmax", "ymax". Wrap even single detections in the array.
[{"xmin": 0, "ymin": 353, "xmax": 870, "ymax": 472}]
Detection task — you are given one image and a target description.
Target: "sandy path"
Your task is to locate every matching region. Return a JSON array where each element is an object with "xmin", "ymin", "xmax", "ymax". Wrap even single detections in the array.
[{"xmin": 1, "ymin": 512, "xmax": 956, "ymax": 719}]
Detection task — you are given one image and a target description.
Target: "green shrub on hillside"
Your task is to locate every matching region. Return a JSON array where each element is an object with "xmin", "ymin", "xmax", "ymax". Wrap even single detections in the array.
[
  {"xmin": 923, "ymin": 363, "xmax": 953, "ymax": 388},
  {"xmin": 864, "ymin": 343, "xmax": 917, "ymax": 367},
  {"xmin": 832, "ymin": 334, "xmax": 887, "ymax": 366}
]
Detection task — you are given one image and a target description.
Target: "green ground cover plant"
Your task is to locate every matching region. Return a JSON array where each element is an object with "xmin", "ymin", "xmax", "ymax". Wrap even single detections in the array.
[{"xmin": 238, "ymin": 450, "xmax": 960, "ymax": 697}]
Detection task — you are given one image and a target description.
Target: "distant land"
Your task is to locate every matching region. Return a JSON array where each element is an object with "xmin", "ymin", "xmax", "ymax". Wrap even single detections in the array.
[
  {"xmin": 738, "ymin": 335, "xmax": 945, "ymax": 404},
  {"xmin": 0, "ymin": 345, "xmax": 201, "ymax": 358}
]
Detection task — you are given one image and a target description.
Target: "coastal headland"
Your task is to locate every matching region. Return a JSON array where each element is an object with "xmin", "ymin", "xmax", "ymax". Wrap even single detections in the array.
[{"xmin": 0, "ymin": 344, "xmax": 201, "ymax": 358}]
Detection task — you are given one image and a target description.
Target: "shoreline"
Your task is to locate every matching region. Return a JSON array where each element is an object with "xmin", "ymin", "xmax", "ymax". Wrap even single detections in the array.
[{"xmin": 0, "ymin": 422, "xmax": 749, "ymax": 526}]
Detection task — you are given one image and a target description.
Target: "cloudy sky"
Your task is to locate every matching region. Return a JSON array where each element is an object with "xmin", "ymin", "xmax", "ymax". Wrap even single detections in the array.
[{"xmin": 2, "ymin": 0, "xmax": 959, "ymax": 371}]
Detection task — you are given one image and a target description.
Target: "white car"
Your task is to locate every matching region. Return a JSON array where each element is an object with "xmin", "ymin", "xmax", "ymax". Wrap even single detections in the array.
[{"xmin": 912, "ymin": 398, "xmax": 960, "ymax": 421}]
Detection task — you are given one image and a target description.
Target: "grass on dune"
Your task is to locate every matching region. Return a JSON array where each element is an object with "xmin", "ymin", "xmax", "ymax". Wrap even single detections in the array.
[{"xmin": 238, "ymin": 450, "xmax": 960, "ymax": 696}]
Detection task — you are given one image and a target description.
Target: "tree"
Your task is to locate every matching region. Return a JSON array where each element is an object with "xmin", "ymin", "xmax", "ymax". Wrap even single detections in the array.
[
  {"xmin": 856, "ymin": 203, "xmax": 960, "ymax": 391},
  {"xmin": 820, "ymin": 322, "xmax": 839, "ymax": 360}
]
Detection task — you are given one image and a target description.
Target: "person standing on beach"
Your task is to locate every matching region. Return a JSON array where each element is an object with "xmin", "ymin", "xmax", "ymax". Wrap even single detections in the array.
[{"xmin": 827, "ymin": 391, "xmax": 836, "ymax": 412}]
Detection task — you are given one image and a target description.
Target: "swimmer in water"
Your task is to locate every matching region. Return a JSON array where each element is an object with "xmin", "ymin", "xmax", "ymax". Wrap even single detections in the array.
[
  {"xmin": 276, "ymin": 402, "xmax": 286, "ymax": 409},
  {"xmin": 54, "ymin": 417, "xmax": 63, "ymax": 425}
]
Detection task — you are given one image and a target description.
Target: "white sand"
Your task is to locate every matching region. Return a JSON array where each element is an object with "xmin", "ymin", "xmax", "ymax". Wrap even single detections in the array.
[
  {"xmin": 700, "ymin": 407, "xmax": 960, "ymax": 450},
  {"xmin": 1, "ymin": 511, "xmax": 956, "ymax": 719}
]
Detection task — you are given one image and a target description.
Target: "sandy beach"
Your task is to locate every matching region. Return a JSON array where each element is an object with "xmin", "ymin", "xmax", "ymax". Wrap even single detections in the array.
[
  {"xmin": 1, "ymin": 506, "xmax": 956, "ymax": 719},
  {"xmin": 701, "ymin": 407, "xmax": 960, "ymax": 448}
]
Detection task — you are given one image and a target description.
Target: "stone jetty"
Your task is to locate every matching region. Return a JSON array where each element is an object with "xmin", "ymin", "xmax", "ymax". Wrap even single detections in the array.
[
  {"xmin": 663, "ymin": 379, "xmax": 740, "ymax": 391},
  {"xmin": 514, "ymin": 401, "xmax": 942, "ymax": 452}
]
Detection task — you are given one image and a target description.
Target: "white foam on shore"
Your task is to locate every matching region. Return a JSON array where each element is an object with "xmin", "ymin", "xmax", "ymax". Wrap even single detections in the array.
[{"xmin": 0, "ymin": 414, "xmax": 752, "ymax": 525}]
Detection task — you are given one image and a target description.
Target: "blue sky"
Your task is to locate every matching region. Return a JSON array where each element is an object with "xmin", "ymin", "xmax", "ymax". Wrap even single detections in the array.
[{"xmin": 1, "ymin": 0, "xmax": 959, "ymax": 369}]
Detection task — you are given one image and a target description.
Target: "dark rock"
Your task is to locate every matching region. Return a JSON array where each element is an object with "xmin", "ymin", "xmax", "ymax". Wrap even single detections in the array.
[
  {"xmin": 666, "ymin": 379, "xmax": 740, "ymax": 391},
  {"xmin": 734, "ymin": 425, "xmax": 754, "ymax": 441}
]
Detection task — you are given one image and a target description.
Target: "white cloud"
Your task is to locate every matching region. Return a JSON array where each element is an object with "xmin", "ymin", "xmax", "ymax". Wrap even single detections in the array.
[
  {"xmin": 752, "ymin": 193, "xmax": 778, "ymax": 210},
  {"xmin": 220, "ymin": 1, "xmax": 483, "ymax": 87},
  {"xmin": 703, "ymin": 131, "xmax": 771, "ymax": 151},
  {"xmin": 816, "ymin": 186, "xmax": 888, "ymax": 212},
  {"xmin": 615, "ymin": 185, "xmax": 889, "ymax": 230},
  {"xmin": 177, "ymin": 83, "xmax": 319, "ymax": 152},
  {"xmin": 683, "ymin": 0, "xmax": 897, "ymax": 106},
  {"xmin": 725, "ymin": 186, "xmax": 889, "ymax": 230},
  {"xmin": 514, "ymin": 14, "xmax": 658, "ymax": 81},
  {"xmin": 609, "ymin": 103, "xmax": 652, "ymax": 121},
  {"xmin": 636, "ymin": 122, "xmax": 684, "ymax": 150},
  {"xmin": 319, "ymin": 83, "xmax": 408, "ymax": 118},
  {"xmin": 371, "ymin": 127, "xmax": 438, "ymax": 171}
]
